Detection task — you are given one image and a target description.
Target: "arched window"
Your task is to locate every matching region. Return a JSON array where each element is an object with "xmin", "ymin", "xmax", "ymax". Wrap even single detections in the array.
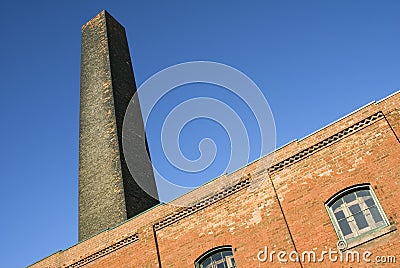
[
  {"xmin": 195, "ymin": 246, "xmax": 237, "ymax": 268},
  {"xmin": 325, "ymin": 184, "xmax": 389, "ymax": 242}
]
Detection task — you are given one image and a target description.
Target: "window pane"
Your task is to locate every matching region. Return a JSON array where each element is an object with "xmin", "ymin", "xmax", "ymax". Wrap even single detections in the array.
[
  {"xmin": 202, "ymin": 258, "xmax": 211, "ymax": 268},
  {"xmin": 332, "ymin": 199, "xmax": 343, "ymax": 211},
  {"xmin": 335, "ymin": 210, "xmax": 345, "ymax": 220},
  {"xmin": 213, "ymin": 252, "xmax": 223, "ymax": 261},
  {"xmin": 216, "ymin": 263, "xmax": 225, "ymax": 268},
  {"xmin": 338, "ymin": 219, "xmax": 352, "ymax": 236},
  {"xmin": 365, "ymin": 198, "xmax": 375, "ymax": 208},
  {"xmin": 369, "ymin": 206, "xmax": 384, "ymax": 224},
  {"xmin": 354, "ymin": 213, "xmax": 369, "ymax": 230},
  {"xmin": 356, "ymin": 190, "xmax": 370, "ymax": 197},
  {"xmin": 349, "ymin": 204, "xmax": 361, "ymax": 214},
  {"xmin": 343, "ymin": 193, "xmax": 356, "ymax": 203}
]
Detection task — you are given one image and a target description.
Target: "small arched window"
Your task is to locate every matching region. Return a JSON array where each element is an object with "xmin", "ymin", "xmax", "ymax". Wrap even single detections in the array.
[
  {"xmin": 195, "ymin": 246, "xmax": 237, "ymax": 268},
  {"xmin": 325, "ymin": 184, "xmax": 389, "ymax": 242}
]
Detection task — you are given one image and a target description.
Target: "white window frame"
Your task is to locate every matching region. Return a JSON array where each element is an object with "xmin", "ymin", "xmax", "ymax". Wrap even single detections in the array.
[{"xmin": 325, "ymin": 184, "xmax": 389, "ymax": 244}]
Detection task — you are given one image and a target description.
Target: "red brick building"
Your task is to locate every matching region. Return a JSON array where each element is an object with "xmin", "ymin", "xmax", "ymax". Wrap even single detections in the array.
[{"xmin": 30, "ymin": 11, "xmax": 400, "ymax": 268}]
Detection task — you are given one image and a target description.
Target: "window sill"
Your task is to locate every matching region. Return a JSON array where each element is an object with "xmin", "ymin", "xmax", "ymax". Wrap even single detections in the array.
[{"xmin": 346, "ymin": 224, "xmax": 397, "ymax": 250}]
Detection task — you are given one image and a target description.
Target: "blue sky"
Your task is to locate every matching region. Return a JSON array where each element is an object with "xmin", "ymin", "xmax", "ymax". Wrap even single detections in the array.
[{"xmin": 1, "ymin": 1, "xmax": 400, "ymax": 267}]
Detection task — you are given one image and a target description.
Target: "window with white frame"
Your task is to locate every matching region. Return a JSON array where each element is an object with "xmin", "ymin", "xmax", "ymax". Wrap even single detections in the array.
[
  {"xmin": 195, "ymin": 246, "xmax": 237, "ymax": 268},
  {"xmin": 326, "ymin": 184, "xmax": 389, "ymax": 242}
]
